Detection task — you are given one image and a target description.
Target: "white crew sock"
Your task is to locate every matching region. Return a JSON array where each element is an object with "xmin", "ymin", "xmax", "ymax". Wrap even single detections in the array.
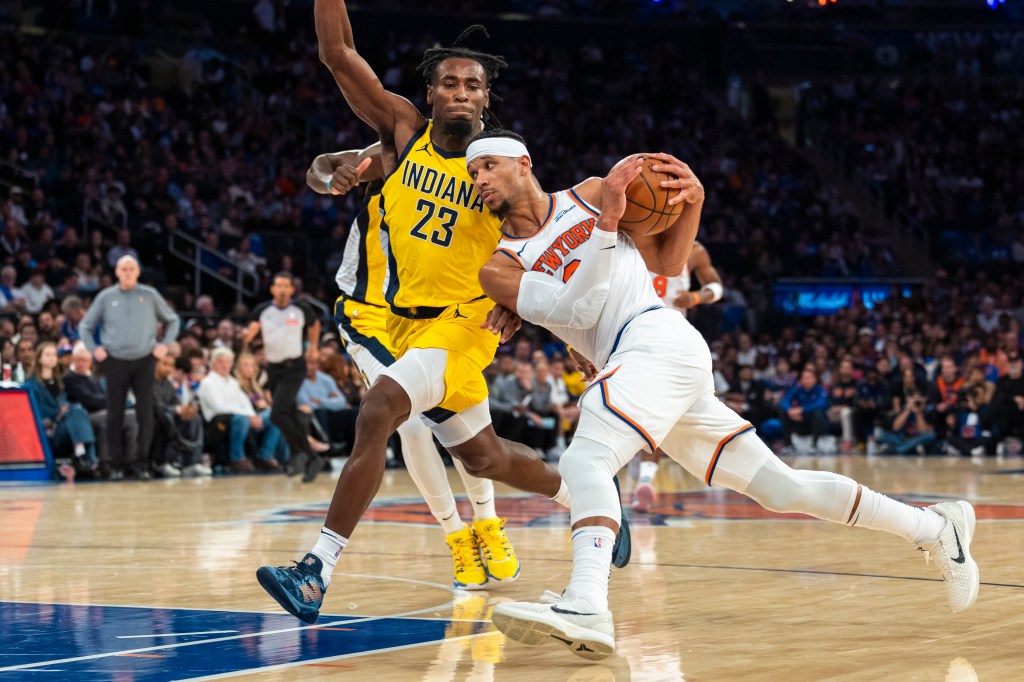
[
  {"xmin": 74, "ymin": 443, "xmax": 86, "ymax": 457},
  {"xmin": 849, "ymin": 486, "xmax": 946, "ymax": 546},
  {"xmin": 453, "ymin": 459, "xmax": 497, "ymax": 521},
  {"xmin": 563, "ymin": 526, "xmax": 615, "ymax": 613},
  {"xmin": 433, "ymin": 500, "xmax": 465, "ymax": 536},
  {"xmin": 311, "ymin": 527, "xmax": 348, "ymax": 586},
  {"xmin": 551, "ymin": 479, "xmax": 571, "ymax": 509},
  {"xmin": 637, "ymin": 460, "xmax": 658, "ymax": 484}
]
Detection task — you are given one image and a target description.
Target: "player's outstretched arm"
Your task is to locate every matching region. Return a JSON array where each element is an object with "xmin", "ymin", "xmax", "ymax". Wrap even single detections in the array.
[
  {"xmin": 633, "ymin": 153, "xmax": 704, "ymax": 277},
  {"xmin": 306, "ymin": 142, "xmax": 383, "ymax": 195},
  {"xmin": 315, "ymin": 0, "xmax": 423, "ymax": 148}
]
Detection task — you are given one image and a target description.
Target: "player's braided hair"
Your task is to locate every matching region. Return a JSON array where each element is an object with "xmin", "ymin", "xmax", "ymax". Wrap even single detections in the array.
[{"xmin": 417, "ymin": 25, "xmax": 507, "ymax": 129}]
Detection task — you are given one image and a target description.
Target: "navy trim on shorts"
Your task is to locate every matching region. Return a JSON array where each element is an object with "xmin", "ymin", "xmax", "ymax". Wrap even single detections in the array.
[
  {"xmin": 422, "ymin": 406, "xmax": 458, "ymax": 424},
  {"xmin": 350, "ymin": 189, "xmax": 380, "ymax": 302},
  {"xmin": 704, "ymin": 425, "xmax": 755, "ymax": 487},
  {"xmin": 334, "ymin": 297, "xmax": 396, "ymax": 368},
  {"xmin": 609, "ymin": 305, "xmax": 665, "ymax": 357}
]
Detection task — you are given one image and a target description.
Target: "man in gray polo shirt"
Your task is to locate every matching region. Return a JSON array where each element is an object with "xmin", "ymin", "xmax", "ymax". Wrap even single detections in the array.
[{"xmin": 80, "ymin": 255, "xmax": 180, "ymax": 479}]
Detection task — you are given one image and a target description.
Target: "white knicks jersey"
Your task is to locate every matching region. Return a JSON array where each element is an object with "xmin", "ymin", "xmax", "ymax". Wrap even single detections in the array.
[
  {"xmin": 650, "ymin": 263, "xmax": 690, "ymax": 309},
  {"xmin": 496, "ymin": 188, "xmax": 664, "ymax": 369}
]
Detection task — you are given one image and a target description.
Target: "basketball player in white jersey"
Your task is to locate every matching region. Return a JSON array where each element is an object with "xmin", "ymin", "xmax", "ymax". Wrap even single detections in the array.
[
  {"xmin": 632, "ymin": 241, "xmax": 724, "ymax": 512},
  {"xmin": 306, "ymin": 147, "xmax": 522, "ymax": 590},
  {"xmin": 468, "ymin": 129, "xmax": 979, "ymax": 660}
]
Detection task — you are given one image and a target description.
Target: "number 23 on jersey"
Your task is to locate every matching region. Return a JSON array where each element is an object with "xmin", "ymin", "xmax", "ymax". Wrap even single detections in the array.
[{"xmin": 410, "ymin": 198, "xmax": 455, "ymax": 248}]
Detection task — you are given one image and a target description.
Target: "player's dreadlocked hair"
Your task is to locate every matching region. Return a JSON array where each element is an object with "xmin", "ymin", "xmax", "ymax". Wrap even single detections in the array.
[
  {"xmin": 417, "ymin": 25, "xmax": 508, "ymax": 129},
  {"xmin": 417, "ymin": 25, "xmax": 507, "ymax": 88}
]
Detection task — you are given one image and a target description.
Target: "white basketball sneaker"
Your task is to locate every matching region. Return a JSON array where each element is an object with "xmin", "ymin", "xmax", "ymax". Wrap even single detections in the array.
[
  {"xmin": 918, "ymin": 501, "xmax": 980, "ymax": 613},
  {"xmin": 491, "ymin": 597, "xmax": 615, "ymax": 661}
]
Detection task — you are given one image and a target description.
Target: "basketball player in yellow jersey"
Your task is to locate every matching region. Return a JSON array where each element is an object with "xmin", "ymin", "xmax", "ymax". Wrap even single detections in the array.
[
  {"xmin": 257, "ymin": 1, "xmax": 630, "ymax": 625},
  {"xmin": 305, "ymin": 149, "xmax": 524, "ymax": 591}
]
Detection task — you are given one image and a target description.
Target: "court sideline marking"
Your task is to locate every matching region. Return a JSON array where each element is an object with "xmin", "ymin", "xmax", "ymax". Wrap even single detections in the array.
[
  {"xmin": 178, "ymin": 632, "xmax": 498, "ymax": 682},
  {"xmin": 0, "ymin": 571, "xmax": 482, "ymax": 673}
]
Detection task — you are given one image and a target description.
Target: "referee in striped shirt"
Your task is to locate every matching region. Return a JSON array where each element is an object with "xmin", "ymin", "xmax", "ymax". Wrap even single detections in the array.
[{"xmin": 244, "ymin": 272, "xmax": 320, "ymax": 478}]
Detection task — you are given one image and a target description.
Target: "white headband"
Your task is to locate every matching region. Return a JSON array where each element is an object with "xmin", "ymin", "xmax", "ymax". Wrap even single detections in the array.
[{"xmin": 466, "ymin": 137, "xmax": 532, "ymax": 167}]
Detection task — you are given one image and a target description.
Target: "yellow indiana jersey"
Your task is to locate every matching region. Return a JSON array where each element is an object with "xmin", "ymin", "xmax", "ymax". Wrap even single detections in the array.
[
  {"xmin": 335, "ymin": 180, "xmax": 387, "ymax": 307},
  {"xmin": 380, "ymin": 120, "xmax": 503, "ymax": 316}
]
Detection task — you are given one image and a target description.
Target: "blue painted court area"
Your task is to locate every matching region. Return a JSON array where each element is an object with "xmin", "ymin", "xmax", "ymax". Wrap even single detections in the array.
[{"xmin": 0, "ymin": 601, "xmax": 463, "ymax": 680}]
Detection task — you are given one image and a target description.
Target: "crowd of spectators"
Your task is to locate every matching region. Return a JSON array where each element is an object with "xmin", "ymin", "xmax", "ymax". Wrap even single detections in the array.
[
  {"xmin": 1, "ymin": 301, "xmax": 368, "ymax": 480},
  {"xmin": 698, "ymin": 266, "xmax": 1024, "ymax": 457},
  {"xmin": 2, "ymin": 12, "xmax": 1023, "ymax": 482},
  {"xmin": 801, "ymin": 75, "xmax": 1024, "ymax": 265}
]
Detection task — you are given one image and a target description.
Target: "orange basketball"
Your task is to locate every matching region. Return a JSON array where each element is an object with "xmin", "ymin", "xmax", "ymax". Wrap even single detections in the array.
[{"xmin": 618, "ymin": 156, "xmax": 683, "ymax": 236}]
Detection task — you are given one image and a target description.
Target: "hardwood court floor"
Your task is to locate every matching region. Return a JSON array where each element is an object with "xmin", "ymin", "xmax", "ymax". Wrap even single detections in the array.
[{"xmin": 2, "ymin": 454, "xmax": 1023, "ymax": 681}]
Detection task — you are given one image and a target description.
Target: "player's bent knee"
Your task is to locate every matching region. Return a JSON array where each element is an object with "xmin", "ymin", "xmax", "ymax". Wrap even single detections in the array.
[
  {"xmin": 448, "ymin": 441, "xmax": 501, "ymax": 480},
  {"xmin": 558, "ymin": 437, "xmax": 623, "ymax": 526},
  {"xmin": 353, "ymin": 388, "xmax": 408, "ymax": 444},
  {"xmin": 557, "ymin": 444, "xmax": 618, "ymax": 481},
  {"xmin": 454, "ymin": 452, "xmax": 498, "ymax": 480}
]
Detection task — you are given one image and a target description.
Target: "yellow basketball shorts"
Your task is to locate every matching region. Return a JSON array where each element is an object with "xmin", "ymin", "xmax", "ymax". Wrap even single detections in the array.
[
  {"xmin": 386, "ymin": 297, "xmax": 499, "ymax": 414},
  {"xmin": 334, "ymin": 296, "xmax": 398, "ymax": 385}
]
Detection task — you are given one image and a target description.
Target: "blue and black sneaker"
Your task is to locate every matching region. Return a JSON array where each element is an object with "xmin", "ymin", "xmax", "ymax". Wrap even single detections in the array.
[
  {"xmin": 611, "ymin": 474, "xmax": 632, "ymax": 569},
  {"xmin": 256, "ymin": 553, "xmax": 327, "ymax": 624}
]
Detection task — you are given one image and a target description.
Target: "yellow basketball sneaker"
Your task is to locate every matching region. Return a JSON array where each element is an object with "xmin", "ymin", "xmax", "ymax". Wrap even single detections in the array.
[
  {"xmin": 472, "ymin": 517, "xmax": 521, "ymax": 583},
  {"xmin": 445, "ymin": 525, "xmax": 488, "ymax": 590}
]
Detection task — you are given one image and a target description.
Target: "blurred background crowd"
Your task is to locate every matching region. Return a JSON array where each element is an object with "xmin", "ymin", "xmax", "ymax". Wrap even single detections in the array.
[{"xmin": 1, "ymin": 0, "xmax": 1022, "ymax": 480}]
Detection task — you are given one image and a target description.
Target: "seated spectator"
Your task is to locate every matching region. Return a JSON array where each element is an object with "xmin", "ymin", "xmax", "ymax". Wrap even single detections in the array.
[
  {"xmin": 876, "ymin": 388, "xmax": 937, "ymax": 455},
  {"xmin": 781, "ymin": 366, "xmax": 830, "ymax": 453},
  {"xmin": 106, "ymin": 228, "xmax": 139, "ymax": 268},
  {"xmin": 60, "ymin": 296, "xmax": 86, "ymax": 343},
  {"xmin": 17, "ymin": 268, "xmax": 55, "ymax": 314},
  {"xmin": 736, "ymin": 333, "xmax": 757, "ymax": 367},
  {"xmin": 891, "ymin": 366, "xmax": 931, "ymax": 414},
  {"xmin": 856, "ymin": 364, "xmax": 890, "ymax": 448},
  {"xmin": 0, "ymin": 265, "xmax": 25, "ymax": 313},
  {"xmin": 548, "ymin": 357, "xmax": 580, "ymax": 447},
  {"xmin": 15, "ymin": 317, "xmax": 37, "ymax": 344},
  {"xmin": 24, "ymin": 342, "xmax": 97, "ymax": 478},
  {"xmin": 213, "ymin": 319, "xmax": 238, "ymax": 350},
  {"xmin": 491, "ymin": 352, "xmax": 516, "ymax": 387},
  {"xmin": 945, "ymin": 386, "xmax": 995, "ymax": 457},
  {"xmin": 765, "ymin": 357, "xmax": 796, "ymax": 407},
  {"xmin": 235, "ymin": 352, "xmax": 288, "ymax": 464},
  {"xmin": 992, "ymin": 351, "xmax": 1024, "ymax": 454},
  {"xmin": 931, "ymin": 355, "xmax": 964, "ymax": 433},
  {"xmin": 962, "ymin": 364, "xmax": 996, "ymax": 405},
  {"xmin": 724, "ymin": 363, "xmax": 769, "ymax": 430},
  {"xmin": 1, "ymin": 336, "xmax": 14, "ymax": 371},
  {"xmin": 297, "ymin": 356, "xmax": 356, "ymax": 447},
  {"xmin": 526, "ymin": 361, "xmax": 560, "ymax": 457},
  {"xmin": 318, "ymin": 352, "xmax": 365, "ymax": 412},
  {"xmin": 198, "ymin": 347, "xmax": 281, "ymax": 473},
  {"xmin": 13, "ymin": 337, "xmax": 34, "ymax": 382},
  {"xmin": 72, "ymin": 253, "xmax": 100, "ymax": 293},
  {"xmin": 57, "ymin": 343, "xmax": 74, "ymax": 374},
  {"xmin": 827, "ymin": 357, "xmax": 858, "ymax": 452},
  {"xmin": 178, "ymin": 347, "xmax": 207, "ymax": 399},
  {"xmin": 64, "ymin": 344, "xmax": 140, "ymax": 478},
  {"xmin": 152, "ymin": 354, "xmax": 210, "ymax": 477},
  {"xmin": 489, "ymin": 360, "xmax": 533, "ymax": 444}
]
